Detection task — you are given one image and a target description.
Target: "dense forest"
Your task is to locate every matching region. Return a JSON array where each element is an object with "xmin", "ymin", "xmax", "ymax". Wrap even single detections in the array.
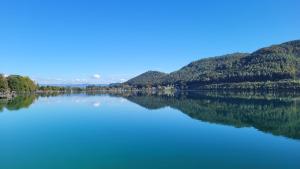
[
  {"xmin": 123, "ymin": 40, "xmax": 300, "ymax": 90},
  {"xmin": 126, "ymin": 71, "xmax": 167, "ymax": 87},
  {"xmin": 0, "ymin": 74, "xmax": 37, "ymax": 95}
]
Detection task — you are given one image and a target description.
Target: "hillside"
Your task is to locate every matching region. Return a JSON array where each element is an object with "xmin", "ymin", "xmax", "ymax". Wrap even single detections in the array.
[
  {"xmin": 124, "ymin": 40, "xmax": 300, "ymax": 90},
  {"xmin": 161, "ymin": 53, "xmax": 249, "ymax": 85},
  {"xmin": 126, "ymin": 71, "xmax": 167, "ymax": 87}
]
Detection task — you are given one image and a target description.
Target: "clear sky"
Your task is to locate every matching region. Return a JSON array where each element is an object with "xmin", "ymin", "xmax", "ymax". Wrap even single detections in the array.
[{"xmin": 0, "ymin": 0, "xmax": 299, "ymax": 84}]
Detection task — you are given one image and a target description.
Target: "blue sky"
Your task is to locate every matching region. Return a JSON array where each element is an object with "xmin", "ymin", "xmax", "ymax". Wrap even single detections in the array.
[{"xmin": 0, "ymin": 0, "xmax": 299, "ymax": 84}]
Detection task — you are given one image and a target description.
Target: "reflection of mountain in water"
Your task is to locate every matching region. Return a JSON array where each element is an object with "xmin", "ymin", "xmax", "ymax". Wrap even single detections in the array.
[
  {"xmin": 2, "ymin": 92, "xmax": 300, "ymax": 140},
  {"xmin": 121, "ymin": 92, "xmax": 300, "ymax": 140}
]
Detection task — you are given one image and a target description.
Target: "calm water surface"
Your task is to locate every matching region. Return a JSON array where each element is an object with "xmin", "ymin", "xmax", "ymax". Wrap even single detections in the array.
[{"xmin": 0, "ymin": 92, "xmax": 299, "ymax": 169}]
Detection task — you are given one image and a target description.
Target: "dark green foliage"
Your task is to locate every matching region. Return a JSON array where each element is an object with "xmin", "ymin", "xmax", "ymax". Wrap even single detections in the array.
[
  {"xmin": 177, "ymin": 40, "xmax": 300, "ymax": 87},
  {"xmin": 126, "ymin": 71, "xmax": 167, "ymax": 87},
  {"xmin": 162, "ymin": 53, "xmax": 249, "ymax": 85},
  {"xmin": 197, "ymin": 80, "xmax": 300, "ymax": 90},
  {"xmin": 0, "ymin": 74, "xmax": 9, "ymax": 93},
  {"xmin": 39, "ymin": 85, "xmax": 67, "ymax": 92},
  {"xmin": 125, "ymin": 40, "xmax": 300, "ymax": 90},
  {"xmin": 38, "ymin": 85, "xmax": 84, "ymax": 93},
  {"xmin": 7, "ymin": 75, "xmax": 37, "ymax": 93},
  {"xmin": 0, "ymin": 74, "xmax": 78, "ymax": 94}
]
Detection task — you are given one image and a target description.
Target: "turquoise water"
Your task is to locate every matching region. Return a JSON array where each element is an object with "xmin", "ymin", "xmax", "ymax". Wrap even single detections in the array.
[{"xmin": 0, "ymin": 93, "xmax": 300, "ymax": 169}]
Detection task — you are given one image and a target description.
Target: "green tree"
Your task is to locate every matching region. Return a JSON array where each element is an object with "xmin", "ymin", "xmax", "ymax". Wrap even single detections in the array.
[
  {"xmin": 0, "ymin": 74, "xmax": 9, "ymax": 93},
  {"xmin": 7, "ymin": 75, "xmax": 37, "ymax": 93}
]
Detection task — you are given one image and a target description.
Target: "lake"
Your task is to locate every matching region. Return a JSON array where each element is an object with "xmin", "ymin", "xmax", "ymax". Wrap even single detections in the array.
[{"xmin": 0, "ymin": 92, "xmax": 300, "ymax": 169}]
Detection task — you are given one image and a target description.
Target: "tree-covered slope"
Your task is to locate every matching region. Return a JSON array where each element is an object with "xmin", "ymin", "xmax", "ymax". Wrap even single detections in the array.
[
  {"xmin": 236, "ymin": 40, "xmax": 300, "ymax": 80},
  {"xmin": 164, "ymin": 40, "xmax": 300, "ymax": 86},
  {"xmin": 162, "ymin": 53, "xmax": 249, "ymax": 85},
  {"xmin": 125, "ymin": 40, "xmax": 300, "ymax": 89},
  {"xmin": 126, "ymin": 71, "xmax": 167, "ymax": 87}
]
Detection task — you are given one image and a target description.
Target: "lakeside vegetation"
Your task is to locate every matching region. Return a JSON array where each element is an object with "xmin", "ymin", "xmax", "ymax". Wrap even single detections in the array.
[
  {"xmin": 0, "ymin": 74, "xmax": 37, "ymax": 98},
  {"xmin": 0, "ymin": 74, "xmax": 84, "ymax": 98},
  {"xmin": 37, "ymin": 85, "xmax": 83, "ymax": 93}
]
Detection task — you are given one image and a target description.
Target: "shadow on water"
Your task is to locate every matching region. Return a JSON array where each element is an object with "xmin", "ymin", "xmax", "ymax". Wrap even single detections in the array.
[{"xmin": 93, "ymin": 91, "xmax": 300, "ymax": 140}]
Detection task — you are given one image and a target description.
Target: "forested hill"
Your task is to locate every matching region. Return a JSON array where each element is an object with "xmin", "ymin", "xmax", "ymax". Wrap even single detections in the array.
[
  {"xmin": 124, "ymin": 40, "xmax": 300, "ymax": 90},
  {"xmin": 126, "ymin": 71, "xmax": 167, "ymax": 87}
]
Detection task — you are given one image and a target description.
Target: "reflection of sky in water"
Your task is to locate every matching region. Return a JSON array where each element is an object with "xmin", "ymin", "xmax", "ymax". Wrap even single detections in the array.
[
  {"xmin": 93, "ymin": 102, "xmax": 100, "ymax": 107},
  {"xmin": 0, "ymin": 94, "xmax": 300, "ymax": 169},
  {"xmin": 37, "ymin": 95, "xmax": 129, "ymax": 108}
]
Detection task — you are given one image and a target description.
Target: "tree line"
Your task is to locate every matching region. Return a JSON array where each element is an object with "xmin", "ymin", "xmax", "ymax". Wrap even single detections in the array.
[
  {"xmin": 0, "ymin": 74, "xmax": 37, "ymax": 94},
  {"xmin": 0, "ymin": 74, "xmax": 84, "ymax": 96}
]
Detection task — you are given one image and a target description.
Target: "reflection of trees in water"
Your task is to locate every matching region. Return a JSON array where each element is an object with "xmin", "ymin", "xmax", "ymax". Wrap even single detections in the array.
[
  {"xmin": 0, "ymin": 93, "xmax": 73, "ymax": 112},
  {"xmin": 123, "ymin": 92, "xmax": 300, "ymax": 140},
  {"xmin": 0, "ymin": 99, "xmax": 7, "ymax": 112},
  {"xmin": 1, "ymin": 92, "xmax": 300, "ymax": 140},
  {"xmin": 0, "ymin": 95, "xmax": 36, "ymax": 112},
  {"xmin": 6, "ymin": 95, "xmax": 36, "ymax": 110}
]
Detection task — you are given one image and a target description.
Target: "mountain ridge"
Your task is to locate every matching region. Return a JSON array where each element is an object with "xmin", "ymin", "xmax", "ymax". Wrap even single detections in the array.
[
  {"xmin": 126, "ymin": 71, "xmax": 167, "ymax": 87},
  {"xmin": 124, "ymin": 39, "xmax": 300, "ymax": 90}
]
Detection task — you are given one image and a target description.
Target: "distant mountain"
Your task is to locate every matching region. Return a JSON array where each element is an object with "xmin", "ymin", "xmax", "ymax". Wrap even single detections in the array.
[
  {"xmin": 126, "ymin": 71, "xmax": 167, "ymax": 87},
  {"xmin": 124, "ymin": 40, "xmax": 300, "ymax": 90}
]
